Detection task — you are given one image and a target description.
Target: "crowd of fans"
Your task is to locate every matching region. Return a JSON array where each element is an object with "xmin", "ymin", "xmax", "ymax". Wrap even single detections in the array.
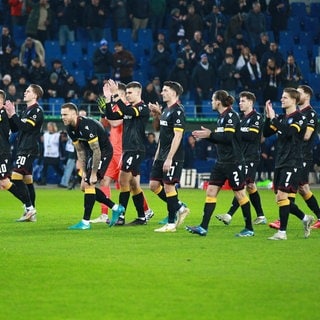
[{"xmin": 0, "ymin": 0, "xmax": 319, "ymax": 116}]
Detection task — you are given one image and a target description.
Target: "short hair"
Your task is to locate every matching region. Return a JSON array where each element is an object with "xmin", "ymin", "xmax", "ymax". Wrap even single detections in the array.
[
  {"xmin": 118, "ymin": 82, "xmax": 126, "ymax": 92},
  {"xmin": 0, "ymin": 89, "xmax": 6, "ymax": 100},
  {"xmin": 214, "ymin": 90, "xmax": 235, "ymax": 107},
  {"xmin": 126, "ymin": 81, "xmax": 142, "ymax": 90},
  {"xmin": 239, "ymin": 91, "xmax": 256, "ymax": 104},
  {"xmin": 61, "ymin": 102, "xmax": 78, "ymax": 113},
  {"xmin": 30, "ymin": 84, "xmax": 43, "ymax": 100},
  {"xmin": 283, "ymin": 87, "xmax": 300, "ymax": 103},
  {"xmin": 298, "ymin": 85, "xmax": 313, "ymax": 98},
  {"xmin": 163, "ymin": 81, "xmax": 183, "ymax": 96}
]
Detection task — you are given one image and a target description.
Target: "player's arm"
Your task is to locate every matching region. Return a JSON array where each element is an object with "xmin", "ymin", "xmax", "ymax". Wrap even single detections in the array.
[
  {"xmin": 88, "ymin": 138, "xmax": 101, "ymax": 184},
  {"xmin": 163, "ymin": 128, "xmax": 183, "ymax": 172},
  {"xmin": 73, "ymin": 140, "xmax": 87, "ymax": 177}
]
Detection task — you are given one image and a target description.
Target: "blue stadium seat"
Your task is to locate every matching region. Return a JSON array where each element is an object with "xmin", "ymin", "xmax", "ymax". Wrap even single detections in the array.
[
  {"xmin": 117, "ymin": 28, "xmax": 132, "ymax": 45},
  {"xmin": 299, "ymin": 31, "xmax": 314, "ymax": 51},
  {"xmin": 309, "ymin": 2, "xmax": 320, "ymax": 18},
  {"xmin": 12, "ymin": 25, "xmax": 26, "ymax": 46},
  {"xmin": 307, "ymin": 73, "xmax": 320, "ymax": 97},
  {"xmin": 48, "ymin": 98, "xmax": 65, "ymax": 116},
  {"xmin": 137, "ymin": 28, "xmax": 153, "ymax": 54},
  {"xmin": 71, "ymin": 70, "xmax": 86, "ymax": 87},
  {"xmin": 44, "ymin": 40, "xmax": 62, "ymax": 65},
  {"xmin": 66, "ymin": 41, "xmax": 82, "ymax": 61},
  {"xmin": 287, "ymin": 17, "xmax": 301, "ymax": 36},
  {"xmin": 103, "ymin": 28, "xmax": 112, "ymax": 42},
  {"xmin": 302, "ymin": 17, "xmax": 320, "ymax": 36},
  {"xmin": 293, "ymin": 45, "xmax": 308, "ymax": 60},
  {"xmin": 266, "ymin": 31, "xmax": 274, "ymax": 43},
  {"xmin": 298, "ymin": 59, "xmax": 310, "ymax": 79},
  {"xmin": 312, "ymin": 45, "xmax": 320, "ymax": 59},
  {"xmin": 183, "ymin": 100, "xmax": 196, "ymax": 118},
  {"xmin": 279, "ymin": 31, "xmax": 295, "ymax": 48},
  {"xmin": 290, "ymin": 2, "xmax": 307, "ymax": 18}
]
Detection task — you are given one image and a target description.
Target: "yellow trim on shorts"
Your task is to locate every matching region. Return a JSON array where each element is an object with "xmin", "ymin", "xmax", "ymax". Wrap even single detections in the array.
[{"xmin": 277, "ymin": 199, "xmax": 290, "ymax": 207}]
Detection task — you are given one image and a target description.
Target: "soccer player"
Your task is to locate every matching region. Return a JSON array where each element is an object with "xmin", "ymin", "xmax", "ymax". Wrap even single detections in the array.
[
  {"xmin": 268, "ymin": 85, "xmax": 320, "ymax": 230},
  {"xmin": 149, "ymin": 81, "xmax": 190, "ymax": 233},
  {"xmin": 60, "ymin": 102, "xmax": 124, "ymax": 230},
  {"xmin": 215, "ymin": 91, "xmax": 267, "ymax": 226},
  {"xmin": 101, "ymin": 79, "xmax": 150, "ymax": 225},
  {"xmin": 4, "ymin": 84, "xmax": 44, "ymax": 222},
  {"xmin": 91, "ymin": 82, "xmax": 154, "ymax": 224},
  {"xmin": 264, "ymin": 88, "xmax": 314, "ymax": 240},
  {"xmin": 186, "ymin": 90, "xmax": 254, "ymax": 237}
]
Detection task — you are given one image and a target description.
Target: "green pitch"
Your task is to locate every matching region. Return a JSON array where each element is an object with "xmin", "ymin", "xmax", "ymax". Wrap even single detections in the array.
[{"xmin": 0, "ymin": 187, "xmax": 319, "ymax": 320}]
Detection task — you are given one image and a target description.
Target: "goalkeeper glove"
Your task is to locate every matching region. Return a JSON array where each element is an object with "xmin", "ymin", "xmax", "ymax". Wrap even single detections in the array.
[{"xmin": 96, "ymin": 96, "xmax": 107, "ymax": 117}]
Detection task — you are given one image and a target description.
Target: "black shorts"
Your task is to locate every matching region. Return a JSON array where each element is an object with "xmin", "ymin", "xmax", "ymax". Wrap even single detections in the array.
[
  {"xmin": 12, "ymin": 154, "xmax": 36, "ymax": 176},
  {"xmin": 86, "ymin": 152, "xmax": 113, "ymax": 183},
  {"xmin": 0, "ymin": 154, "xmax": 12, "ymax": 180},
  {"xmin": 299, "ymin": 160, "xmax": 313, "ymax": 186},
  {"xmin": 210, "ymin": 161, "xmax": 246, "ymax": 191},
  {"xmin": 150, "ymin": 159, "xmax": 183, "ymax": 185},
  {"xmin": 244, "ymin": 161, "xmax": 259, "ymax": 184},
  {"xmin": 121, "ymin": 151, "xmax": 145, "ymax": 176},
  {"xmin": 273, "ymin": 167, "xmax": 299, "ymax": 194}
]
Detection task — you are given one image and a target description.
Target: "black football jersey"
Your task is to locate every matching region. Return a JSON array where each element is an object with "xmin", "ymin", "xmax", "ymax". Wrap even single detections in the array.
[
  {"xmin": 158, "ymin": 103, "xmax": 186, "ymax": 162},
  {"xmin": 0, "ymin": 108, "xmax": 11, "ymax": 154}
]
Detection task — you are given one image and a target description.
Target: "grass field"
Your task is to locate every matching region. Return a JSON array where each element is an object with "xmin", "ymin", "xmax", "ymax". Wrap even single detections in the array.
[{"xmin": 0, "ymin": 186, "xmax": 319, "ymax": 320}]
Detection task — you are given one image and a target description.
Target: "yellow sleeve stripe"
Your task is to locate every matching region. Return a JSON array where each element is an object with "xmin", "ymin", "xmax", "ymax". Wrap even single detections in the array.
[
  {"xmin": 307, "ymin": 126, "xmax": 315, "ymax": 132},
  {"xmin": 270, "ymin": 125, "xmax": 277, "ymax": 131},
  {"xmin": 132, "ymin": 107, "xmax": 139, "ymax": 116},
  {"xmin": 88, "ymin": 136, "xmax": 99, "ymax": 144},
  {"xmin": 174, "ymin": 127, "xmax": 184, "ymax": 132},
  {"xmin": 73, "ymin": 140, "xmax": 79, "ymax": 146},
  {"xmin": 290, "ymin": 123, "xmax": 300, "ymax": 132},
  {"xmin": 249, "ymin": 128, "xmax": 259, "ymax": 134},
  {"xmin": 117, "ymin": 110, "xmax": 123, "ymax": 116},
  {"xmin": 225, "ymin": 128, "xmax": 235, "ymax": 133},
  {"xmin": 26, "ymin": 119, "xmax": 36, "ymax": 126}
]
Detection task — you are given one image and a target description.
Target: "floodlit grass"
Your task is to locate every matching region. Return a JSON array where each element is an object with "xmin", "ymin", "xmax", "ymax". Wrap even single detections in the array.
[{"xmin": 0, "ymin": 186, "xmax": 319, "ymax": 320}]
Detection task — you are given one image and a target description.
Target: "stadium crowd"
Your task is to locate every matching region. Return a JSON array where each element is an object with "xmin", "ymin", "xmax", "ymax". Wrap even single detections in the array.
[{"xmin": 0, "ymin": 0, "xmax": 319, "ymax": 116}]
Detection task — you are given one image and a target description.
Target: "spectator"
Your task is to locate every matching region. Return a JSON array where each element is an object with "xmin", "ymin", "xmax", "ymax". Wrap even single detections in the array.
[
  {"xmin": 240, "ymin": 53, "xmax": 263, "ymax": 108},
  {"xmin": 184, "ymin": 4, "xmax": 203, "ymax": 41},
  {"xmin": 149, "ymin": 0, "xmax": 166, "ymax": 40},
  {"xmin": 227, "ymin": 33, "xmax": 249, "ymax": 61},
  {"xmin": 203, "ymin": 42, "xmax": 224, "ymax": 71},
  {"xmin": 168, "ymin": 8, "xmax": 185, "ymax": 43},
  {"xmin": 0, "ymin": 25, "xmax": 17, "ymax": 72},
  {"xmin": 244, "ymin": 1, "xmax": 266, "ymax": 50},
  {"xmin": 83, "ymin": 0, "xmax": 107, "ymax": 42},
  {"xmin": 217, "ymin": 54, "xmax": 240, "ymax": 97},
  {"xmin": 8, "ymin": 0, "xmax": 27, "ymax": 26},
  {"xmin": 128, "ymin": 0, "xmax": 150, "ymax": 41},
  {"xmin": 15, "ymin": 75, "xmax": 29, "ymax": 101},
  {"xmin": 235, "ymin": 45, "xmax": 251, "ymax": 70},
  {"xmin": 262, "ymin": 57, "xmax": 281, "ymax": 103},
  {"xmin": 260, "ymin": 42, "xmax": 285, "ymax": 69},
  {"xmin": 3, "ymin": 55, "xmax": 28, "ymax": 83},
  {"xmin": 113, "ymin": 42, "xmax": 135, "ymax": 84},
  {"xmin": 50, "ymin": 59, "xmax": 69, "ymax": 86},
  {"xmin": 189, "ymin": 30, "xmax": 205, "ymax": 60},
  {"xmin": 142, "ymin": 81, "xmax": 160, "ymax": 104},
  {"xmin": 56, "ymin": 0, "xmax": 77, "ymax": 54},
  {"xmin": 192, "ymin": 53, "xmax": 216, "ymax": 115},
  {"xmin": 204, "ymin": 5, "xmax": 227, "ymax": 43},
  {"xmin": 81, "ymin": 89, "xmax": 98, "ymax": 114},
  {"xmin": 0, "ymin": 74, "xmax": 12, "ymax": 91},
  {"xmin": 43, "ymin": 72, "xmax": 63, "ymax": 101},
  {"xmin": 25, "ymin": 0, "xmax": 53, "ymax": 44},
  {"xmin": 110, "ymin": 0, "xmax": 129, "ymax": 41},
  {"xmin": 74, "ymin": 0, "xmax": 89, "ymax": 54},
  {"xmin": 281, "ymin": 54, "xmax": 303, "ymax": 88},
  {"xmin": 152, "ymin": 31, "xmax": 172, "ymax": 55},
  {"xmin": 268, "ymin": 0, "xmax": 290, "ymax": 44},
  {"xmin": 149, "ymin": 41, "xmax": 172, "ymax": 85},
  {"xmin": 254, "ymin": 32, "xmax": 270, "ymax": 62},
  {"xmin": 19, "ymin": 37, "xmax": 45, "ymax": 69},
  {"xmin": 28, "ymin": 57, "xmax": 49, "ymax": 86},
  {"xmin": 177, "ymin": 39, "xmax": 197, "ymax": 75},
  {"xmin": 38, "ymin": 122, "xmax": 64, "ymax": 185},
  {"xmin": 168, "ymin": 57, "xmax": 190, "ymax": 100},
  {"xmin": 224, "ymin": 12, "xmax": 246, "ymax": 44},
  {"xmin": 145, "ymin": 132, "xmax": 157, "ymax": 161},
  {"xmin": 93, "ymin": 39, "xmax": 114, "ymax": 83},
  {"xmin": 82, "ymin": 75, "xmax": 102, "ymax": 96},
  {"xmin": 60, "ymin": 74, "xmax": 82, "ymax": 102},
  {"xmin": 6, "ymin": 83, "xmax": 21, "ymax": 103}
]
